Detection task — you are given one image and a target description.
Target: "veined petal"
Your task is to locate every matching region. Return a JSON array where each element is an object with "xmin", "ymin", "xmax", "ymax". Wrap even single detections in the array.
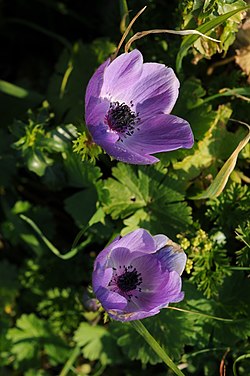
[
  {"xmin": 107, "ymin": 308, "xmax": 160, "ymax": 322},
  {"xmin": 99, "ymin": 139, "xmax": 159, "ymax": 164},
  {"xmin": 123, "ymin": 114, "xmax": 194, "ymax": 155},
  {"xmin": 100, "ymin": 50, "xmax": 143, "ymax": 101},
  {"xmin": 89, "ymin": 121, "xmax": 120, "ymax": 146},
  {"xmin": 113, "ymin": 229, "xmax": 156, "ymax": 254},
  {"xmin": 85, "ymin": 96, "xmax": 109, "ymax": 126},
  {"xmin": 158, "ymin": 270, "xmax": 184, "ymax": 305},
  {"xmin": 107, "ymin": 247, "xmax": 145, "ymax": 269},
  {"xmin": 153, "ymin": 234, "xmax": 169, "ymax": 251},
  {"xmin": 90, "ymin": 127, "xmax": 158, "ymax": 164},
  {"xmin": 95, "ymin": 286, "xmax": 127, "ymax": 311},
  {"xmin": 132, "ymin": 254, "xmax": 164, "ymax": 291},
  {"xmin": 85, "ymin": 59, "xmax": 110, "ymax": 110},
  {"xmin": 94, "ymin": 236, "xmax": 121, "ymax": 268},
  {"xmin": 92, "ymin": 263, "xmax": 113, "ymax": 292},
  {"xmin": 132, "ymin": 63, "xmax": 179, "ymax": 114},
  {"xmin": 157, "ymin": 243, "xmax": 187, "ymax": 275}
]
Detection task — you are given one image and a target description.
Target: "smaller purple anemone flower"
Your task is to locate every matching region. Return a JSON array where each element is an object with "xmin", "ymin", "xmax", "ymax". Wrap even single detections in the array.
[
  {"xmin": 92, "ymin": 229, "xmax": 186, "ymax": 321},
  {"xmin": 85, "ymin": 49, "xmax": 194, "ymax": 164}
]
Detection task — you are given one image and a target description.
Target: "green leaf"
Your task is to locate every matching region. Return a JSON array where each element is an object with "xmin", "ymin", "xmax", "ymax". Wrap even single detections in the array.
[
  {"xmin": 74, "ymin": 322, "xmax": 121, "ymax": 365},
  {"xmin": 103, "ymin": 164, "xmax": 147, "ymax": 219},
  {"xmin": 63, "ymin": 151, "xmax": 102, "ymax": 188},
  {"xmin": 176, "ymin": 5, "xmax": 250, "ymax": 72},
  {"xmin": 235, "ymin": 221, "xmax": 250, "ymax": 267},
  {"xmin": 206, "ymin": 183, "xmax": 250, "ymax": 235},
  {"xmin": 7, "ymin": 314, "xmax": 69, "ymax": 368},
  {"xmin": 103, "ymin": 163, "xmax": 192, "ymax": 238}
]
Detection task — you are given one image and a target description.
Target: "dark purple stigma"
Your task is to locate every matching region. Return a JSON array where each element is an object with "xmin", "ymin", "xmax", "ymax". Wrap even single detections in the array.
[
  {"xmin": 117, "ymin": 266, "xmax": 142, "ymax": 292},
  {"xmin": 105, "ymin": 101, "xmax": 140, "ymax": 136}
]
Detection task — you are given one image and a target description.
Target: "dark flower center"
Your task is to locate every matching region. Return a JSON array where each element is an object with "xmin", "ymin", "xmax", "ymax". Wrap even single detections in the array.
[
  {"xmin": 105, "ymin": 101, "xmax": 140, "ymax": 136},
  {"xmin": 117, "ymin": 266, "xmax": 142, "ymax": 292}
]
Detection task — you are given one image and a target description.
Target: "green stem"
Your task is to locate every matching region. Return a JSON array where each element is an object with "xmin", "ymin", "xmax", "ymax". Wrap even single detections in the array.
[
  {"xmin": 230, "ymin": 266, "xmax": 250, "ymax": 271},
  {"xmin": 59, "ymin": 346, "xmax": 81, "ymax": 376},
  {"xmin": 129, "ymin": 320, "xmax": 185, "ymax": 376},
  {"xmin": 233, "ymin": 354, "xmax": 250, "ymax": 376},
  {"xmin": 167, "ymin": 306, "xmax": 234, "ymax": 322}
]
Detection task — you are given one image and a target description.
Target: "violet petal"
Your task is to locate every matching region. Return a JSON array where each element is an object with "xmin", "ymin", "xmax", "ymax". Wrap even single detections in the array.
[
  {"xmin": 157, "ymin": 245, "xmax": 187, "ymax": 276},
  {"xmin": 100, "ymin": 50, "xmax": 143, "ymax": 102},
  {"xmin": 85, "ymin": 58, "xmax": 110, "ymax": 110},
  {"xmin": 113, "ymin": 229, "xmax": 156, "ymax": 254},
  {"xmin": 123, "ymin": 114, "xmax": 194, "ymax": 155}
]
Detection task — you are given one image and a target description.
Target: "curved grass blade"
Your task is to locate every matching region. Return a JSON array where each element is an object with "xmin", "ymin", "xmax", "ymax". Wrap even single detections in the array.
[
  {"xmin": 176, "ymin": 5, "xmax": 250, "ymax": 73},
  {"xmin": 190, "ymin": 121, "xmax": 250, "ymax": 200},
  {"xmin": 20, "ymin": 214, "xmax": 92, "ymax": 260}
]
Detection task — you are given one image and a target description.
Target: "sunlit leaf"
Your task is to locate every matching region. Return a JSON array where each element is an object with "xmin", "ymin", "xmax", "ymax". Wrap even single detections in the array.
[{"xmin": 176, "ymin": 5, "xmax": 250, "ymax": 72}]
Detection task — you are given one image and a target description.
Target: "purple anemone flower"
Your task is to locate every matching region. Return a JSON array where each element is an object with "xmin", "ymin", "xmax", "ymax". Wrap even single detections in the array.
[
  {"xmin": 85, "ymin": 49, "xmax": 194, "ymax": 164},
  {"xmin": 92, "ymin": 229, "xmax": 186, "ymax": 321}
]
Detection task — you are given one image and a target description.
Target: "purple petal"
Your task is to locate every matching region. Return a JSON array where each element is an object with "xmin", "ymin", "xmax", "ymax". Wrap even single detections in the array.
[
  {"xmin": 92, "ymin": 263, "xmax": 113, "ymax": 292},
  {"xmin": 132, "ymin": 270, "xmax": 183, "ymax": 312},
  {"xmin": 101, "ymin": 140, "xmax": 159, "ymax": 164},
  {"xmin": 85, "ymin": 58, "xmax": 110, "ymax": 110},
  {"xmin": 100, "ymin": 50, "xmax": 143, "ymax": 102},
  {"xmin": 123, "ymin": 114, "xmax": 194, "ymax": 155},
  {"xmin": 158, "ymin": 271, "xmax": 184, "ymax": 305},
  {"xmin": 132, "ymin": 254, "xmax": 164, "ymax": 292},
  {"xmin": 94, "ymin": 236, "xmax": 121, "ymax": 268},
  {"xmin": 107, "ymin": 247, "xmax": 144, "ymax": 269},
  {"xmin": 95, "ymin": 286, "xmax": 127, "ymax": 311},
  {"xmin": 113, "ymin": 229, "xmax": 156, "ymax": 254},
  {"xmin": 157, "ymin": 243, "xmax": 187, "ymax": 275},
  {"xmin": 153, "ymin": 234, "xmax": 169, "ymax": 251},
  {"xmin": 107, "ymin": 308, "xmax": 160, "ymax": 322},
  {"xmin": 89, "ymin": 122, "xmax": 120, "ymax": 146},
  {"xmin": 85, "ymin": 97, "xmax": 109, "ymax": 126},
  {"xmin": 89, "ymin": 122, "xmax": 158, "ymax": 164},
  {"xmin": 131, "ymin": 63, "xmax": 179, "ymax": 115}
]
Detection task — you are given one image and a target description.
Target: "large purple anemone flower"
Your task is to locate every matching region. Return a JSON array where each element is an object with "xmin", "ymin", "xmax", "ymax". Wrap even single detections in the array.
[
  {"xmin": 85, "ymin": 49, "xmax": 194, "ymax": 164},
  {"xmin": 92, "ymin": 229, "xmax": 186, "ymax": 321}
]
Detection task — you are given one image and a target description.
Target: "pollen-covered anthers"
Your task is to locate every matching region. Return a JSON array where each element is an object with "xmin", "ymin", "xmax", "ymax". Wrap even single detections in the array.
[
  {"xmin": 105, "ymin": 101, "xmax": 140, "ymax": 138},
  {"xmin": 108, "ymin": 264, "xmax": 142, "ymax": 302}
]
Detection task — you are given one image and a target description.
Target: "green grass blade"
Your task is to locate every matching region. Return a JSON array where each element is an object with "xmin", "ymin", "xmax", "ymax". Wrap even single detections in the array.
[{"xmin": 20, "ymin": 214, "xmax": 91, "ymax": 260}]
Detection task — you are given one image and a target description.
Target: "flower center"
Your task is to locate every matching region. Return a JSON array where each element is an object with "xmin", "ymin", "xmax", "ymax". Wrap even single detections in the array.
[
  {"xmin": 117, "ymin": 266, "xmax": 142, "ymax": 292},
  {"xmin": 105, "ymin": 101, "xmax": 140, "ymax": 136}
]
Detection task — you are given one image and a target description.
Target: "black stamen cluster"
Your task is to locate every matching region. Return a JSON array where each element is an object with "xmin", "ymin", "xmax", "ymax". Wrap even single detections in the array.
[
  {"xmin": 117, "ymin": 265, "xmax": 142, "ymax": 292},
  {"xmin": 106, "ymin": 101, "xmax": 140, "ymax": 136}
]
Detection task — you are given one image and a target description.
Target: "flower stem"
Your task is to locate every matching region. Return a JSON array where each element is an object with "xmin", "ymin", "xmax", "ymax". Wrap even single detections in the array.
[
  {"xmin": 129, "ymin": 320, "xmax": 185, "ymax": 376},
  {"xmin": 59, "ymin": 346, "xmax": 81, "ymax": 376}
]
